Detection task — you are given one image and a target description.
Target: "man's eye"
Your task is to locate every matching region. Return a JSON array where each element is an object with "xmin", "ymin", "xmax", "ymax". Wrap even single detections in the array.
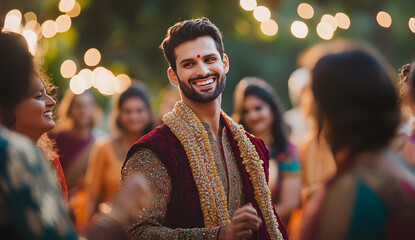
[
  {"xmin": 206, "ymin": 57, "xmax": 216, "ymax": 62},
  {"xmin": 184, "ymin": 62, "xmax": 194, "ymax": 67},
  {"xmin": 34, "ymin": 94, "xmax": 43, "ymax": 99}
]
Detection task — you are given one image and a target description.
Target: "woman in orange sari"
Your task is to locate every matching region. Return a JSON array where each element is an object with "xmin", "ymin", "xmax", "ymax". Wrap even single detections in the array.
[{"xmin": 85, "ymin": 83, "xmax": 153, "ymax": 221}]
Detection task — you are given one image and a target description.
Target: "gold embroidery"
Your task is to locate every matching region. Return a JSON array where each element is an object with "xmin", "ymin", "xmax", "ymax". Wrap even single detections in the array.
[
  {"xmin": 162, "ymin": 101, "xmax": 282, "ymax": 239},
  {"xmin": 121, "ymin": 149, "xmax": 220, "ymax": 239},
  {"xmin": 222, "ymin": 113, "xmax": 282, "ymax": 239},
  {"xmin": 163, "ymin": 104, "xmax": 230, "ymax": 227},
  {"xmin": 221, "ymin": 127, "xmax": 245, "ymax": 216}
]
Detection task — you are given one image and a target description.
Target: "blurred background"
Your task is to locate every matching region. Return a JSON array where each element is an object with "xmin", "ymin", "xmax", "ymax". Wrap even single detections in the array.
[{"xmin": 1, "ymin": 0, "xmax": 414, "ymax": 121}]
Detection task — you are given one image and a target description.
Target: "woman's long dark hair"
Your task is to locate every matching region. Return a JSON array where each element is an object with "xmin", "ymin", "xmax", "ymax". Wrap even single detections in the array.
[
  {"xmin": 0, "ymin": 32, "xmax": 33, "ymax": 126},
  {"xmin": 233, "ymin": 77, "xmax": 289, "ymax": 158},
  {"xmin": 312, "ymin": 50, "xmax": 400, "ymax": 160}
]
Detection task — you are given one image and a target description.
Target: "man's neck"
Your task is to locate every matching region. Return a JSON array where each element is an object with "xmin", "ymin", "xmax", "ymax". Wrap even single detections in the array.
[{"xmin": 182, "ymin": 96, "xmax": 222, "ymax": 138}]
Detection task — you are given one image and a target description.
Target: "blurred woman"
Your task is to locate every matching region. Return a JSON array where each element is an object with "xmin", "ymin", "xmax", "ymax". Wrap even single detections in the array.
[
  {"xmin": 300, "ymin": 50, "xmax": 415, "ymax": 240},
  {"xmin": 85, "ymin": 84, "xmax": 153, "ymax": 220},
  {"xmin": 232, "ymin": 77, "xmax": 301, "ymax": 223},
  {"xmin": 50, "ymin": 90, "xmax": 104, "ymax": 191}
]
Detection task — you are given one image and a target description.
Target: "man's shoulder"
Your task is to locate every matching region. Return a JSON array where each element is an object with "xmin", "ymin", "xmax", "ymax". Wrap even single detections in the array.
[
  {"xmin": 125, "ymin": 124, "xmax": 177, "ymax": 163},
  {"xmin": 146, "ymin": 123, "xmax": 171, "ymax": 136},
  {"xmin": 139, "ymin": 123, "xmax": 173, "ymax": 143}
]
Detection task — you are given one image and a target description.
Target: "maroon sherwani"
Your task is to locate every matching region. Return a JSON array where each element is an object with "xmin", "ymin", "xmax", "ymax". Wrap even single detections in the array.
[{"xmin": 121, "ymin": 114, "xmax": 288, "ymax": 239}]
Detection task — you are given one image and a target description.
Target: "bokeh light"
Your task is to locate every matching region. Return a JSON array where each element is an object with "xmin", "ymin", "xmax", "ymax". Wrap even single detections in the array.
[
  {"xmin": 408, "ymin": 18, "xmax": 415, "ymax": 33},
  {"xmin": 70, "ymin": 75, "xmax": 87, "ymax": 94},
  {"xmin": 335, "ymin": 12, "xmax": 351, "ymax": 29},
  {"xmin": 317, "ymin": 22, "xmax": 334, "ymax": 40},
  {"xmin": 78, "ymin": 69, "xmax": 94, "ymax": 89},
  {"xmin": 59, "ymin": 0, "xmax": 76, "ymax": 13},
  {"xmin": 95, "ymin": 72, "xmax": 117, "ymax": 95},
  {"xmin": 297, "ymin": 3, "xmax": 314, "ymax": 19},
  {"xmin": 41, "ymin": 20, "xmax": 57, "ymax": 38},
  {"xmin": 260, "ymin": 19, "xmax": 278, "ymax": 36},
  {"xmin": 4, "ymin": 9, "xmax": 22, "ymax": 32},
  {"xmin": 24, "ymin": 12, "xmax": 37, "ymax": 23},
  {"xmin": 92, "ymin": 67, "xmax": 110, "ymax": 88},
  {"xmin": 291, "ymin": 21, "xmax": 308, "ymax": 39},
  {"xmin": 22, "ymin": 30, "xmax": 38, "ymax": 54},
  {"xmin": 240, "ymin": 0, "xmax": 257, "ymax": 11},
  {"xmin": 115, "ymin": 74, "xmax": 132, "ymax": 93},
  {"xmin": 61, "ymin": 60, "xmax": 77, "ymax": 78},
  {"xmin": 25, "ymin": 20, "xmax": 41, "ymax": 36},
  {"xmin": 321, "ymin": 14, "xmax": 337, "ymax": 31},
  {"xmin": 84, "ymin": 48, "xmax": 101, "ymax": 67},
  {"xmin": 67, "ymin": 1, "xmax": 82, "ymax": 18},
  {"xmin": 56, "ymin": 15, "xmax": 72, "ymax": 33},
  {"xmin": 376, "ymin": 11, "xmax": 392, "ymax": 28},
  {"xmin": 253, "ymin": 6, "xmax": 271, "ymax": 23}
]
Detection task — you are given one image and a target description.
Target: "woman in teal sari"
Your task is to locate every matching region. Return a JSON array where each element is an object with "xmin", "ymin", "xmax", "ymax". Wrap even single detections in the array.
[{"xmin": 300, "ymin": 50, "xmax": 415, "ymax": 240}]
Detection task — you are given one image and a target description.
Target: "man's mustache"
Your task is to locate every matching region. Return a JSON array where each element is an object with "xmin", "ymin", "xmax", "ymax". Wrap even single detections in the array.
[{"xmin": 189, "ymin": 73, "xmax": 219, "ymax": 83}]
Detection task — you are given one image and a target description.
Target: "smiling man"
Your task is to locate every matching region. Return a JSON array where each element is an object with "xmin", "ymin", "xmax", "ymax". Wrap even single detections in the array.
[{"xmin": 121, "ymin": 18, "xmax": 288, "ymax": 240}]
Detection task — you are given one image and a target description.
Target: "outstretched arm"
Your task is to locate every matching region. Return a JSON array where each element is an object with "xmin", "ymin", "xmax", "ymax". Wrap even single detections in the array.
[{"xmin": 120, "ymin": 149, "xmax": 220, "ymax": 239}]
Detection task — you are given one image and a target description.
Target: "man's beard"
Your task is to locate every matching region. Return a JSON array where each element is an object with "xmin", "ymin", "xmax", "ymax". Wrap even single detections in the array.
[{"xmin": 177, "ymin": 73, "xmax": 226, "ymax": 103}]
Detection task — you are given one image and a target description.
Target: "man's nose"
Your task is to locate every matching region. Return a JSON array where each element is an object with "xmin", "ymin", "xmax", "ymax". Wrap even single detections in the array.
[{"xmin": 195, "ymin": 62, "xmax": 209, "ymax": 76}]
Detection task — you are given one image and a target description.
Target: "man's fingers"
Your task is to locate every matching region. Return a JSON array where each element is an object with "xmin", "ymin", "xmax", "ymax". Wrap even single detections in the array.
[
  {"xmin": 233, "ymin": 220, "xmax": 261, "ymax": 232},
  {"xmin": 233, "ymin": 211, "xmax": 262, "ymax": 224},
  {"xmin": 234, "ymin": 204, "xmax": 258, "ymax": 216},
  {"xmin": 235, "ymin": 229, "xmax": 254, "ymax": 239}
]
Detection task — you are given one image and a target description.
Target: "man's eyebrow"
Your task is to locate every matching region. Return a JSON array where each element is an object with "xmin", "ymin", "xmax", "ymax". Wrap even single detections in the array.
[
  {"xmin": 203, "ymin": 53, "xmax": 218, "ymax": 58},
  {"xmin": 180, "ymin": 58, "xmax": 194, "ymax": 65}
]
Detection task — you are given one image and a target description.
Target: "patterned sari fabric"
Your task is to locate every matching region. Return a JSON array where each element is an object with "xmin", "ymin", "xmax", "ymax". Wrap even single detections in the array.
[
  {"xmin": 300, "ymin": 151, "xmax": 415, "ymax": 240},
  {"xmin": 0, "ymin": 126, "xmax": 77, "ymax": 239}
]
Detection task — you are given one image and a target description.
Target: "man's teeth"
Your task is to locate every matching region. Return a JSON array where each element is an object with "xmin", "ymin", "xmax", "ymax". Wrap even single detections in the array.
[
  {"xmin": 195, "ymin": 79, "xmax": 214, "ymax": 86},
  {"xmin": 43, "ymin": 112, "xmax": 52, "ymax": 117}
]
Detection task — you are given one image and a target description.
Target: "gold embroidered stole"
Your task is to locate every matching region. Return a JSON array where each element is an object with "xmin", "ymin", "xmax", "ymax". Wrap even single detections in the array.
[{"xmin": 163, "ymin": 101, "xmax": 283, "ymax": 239}]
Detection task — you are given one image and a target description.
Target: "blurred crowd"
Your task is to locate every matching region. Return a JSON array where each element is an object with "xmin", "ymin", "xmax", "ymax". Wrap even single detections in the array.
[{"xmin": 1, "ymin": 22, "xmax": 415, "ymax": 239}]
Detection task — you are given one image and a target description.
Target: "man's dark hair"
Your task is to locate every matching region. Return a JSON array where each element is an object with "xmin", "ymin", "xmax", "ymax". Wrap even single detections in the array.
[{"xmin": 160, "ymin": 17, "xmax": 224, "ymax": 72}]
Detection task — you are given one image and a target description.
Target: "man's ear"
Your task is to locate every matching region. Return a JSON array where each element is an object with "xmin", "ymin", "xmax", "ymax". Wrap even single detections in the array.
[
  {"xmin": 167, "ymin": 67, "xmax": 179, "ymax": 87},
  {"xmin": 223, "ymin": 54, "xmax": 229, "ymax": 74}
]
